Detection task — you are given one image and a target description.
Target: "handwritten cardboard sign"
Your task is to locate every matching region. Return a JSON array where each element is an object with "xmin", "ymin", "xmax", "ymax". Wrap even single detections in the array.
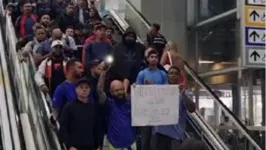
[{"xmin": 131, "ymin": 85, "xmax": 180, "ymax": 126}]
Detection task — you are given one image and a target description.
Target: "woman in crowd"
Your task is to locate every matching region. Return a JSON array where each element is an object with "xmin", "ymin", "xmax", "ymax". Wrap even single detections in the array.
[{"xmin": 160, "ymin": 41, "xmax": 187, "ymax": 84}]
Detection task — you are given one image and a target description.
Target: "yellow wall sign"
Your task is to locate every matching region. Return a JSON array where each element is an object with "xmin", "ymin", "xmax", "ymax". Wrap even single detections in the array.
[{"xmin": 245, "ymin": 6, "xmax": 265, "ymax": 27}]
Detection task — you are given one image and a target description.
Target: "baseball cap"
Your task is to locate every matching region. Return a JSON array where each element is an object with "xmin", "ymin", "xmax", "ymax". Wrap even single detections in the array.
[
  {"xmin": 51, "ymin": 40, "xmax": 64, "ymax": 48},
  {"xmin": 76, "ymin": 77, "xmax": 91, "ymax": 87},
  {"xmin": 88, "ymin": 59, "xmax": 101, "ymax": 69},
  {"xmin": 94, "ymin": 23, "xmax": 106, "ymax": 30}
]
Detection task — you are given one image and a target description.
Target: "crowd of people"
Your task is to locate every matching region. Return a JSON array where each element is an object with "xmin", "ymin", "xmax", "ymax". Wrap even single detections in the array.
[{"xmin": 4, "ymin": 0, "xmax": 207, "ymax": 150}]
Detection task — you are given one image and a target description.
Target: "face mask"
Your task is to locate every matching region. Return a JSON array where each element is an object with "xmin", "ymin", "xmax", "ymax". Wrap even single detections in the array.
[
  {"xmin": 125, "ymin": 39, "xmax": 135, "ymax": 45},
  {"xmin": 53, "ymin": 48, "xmax": 63, "ymax": 57}
]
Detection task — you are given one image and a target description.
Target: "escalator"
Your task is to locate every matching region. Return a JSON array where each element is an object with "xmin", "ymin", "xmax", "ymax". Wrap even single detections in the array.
[
  {"xmin": 0, "ymin": 0, "xmax": 263, "ymax": 149},
  {"xmin": 103, "ymin": 9, "xmax": 228, "ymax": 150},
  {"xmin": 0, "ymin": 2, "xmax": 61, "ymax": 150},
  {"xmin": 111, "ymin": 0, "xmax": 263, "ymax": 150},
  {"xmin": 0, "ymin": 5, "xmax": 25, "ymax": 150}
]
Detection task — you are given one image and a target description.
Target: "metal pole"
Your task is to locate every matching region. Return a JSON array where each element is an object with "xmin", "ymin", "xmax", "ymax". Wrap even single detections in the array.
[
  {"xmin": 260, "ymin": 69, "xmax": 265, "ymax": 126},
  {"xmin": 248, "ymin": 69, "xmax": 254, "ymax": 126}
]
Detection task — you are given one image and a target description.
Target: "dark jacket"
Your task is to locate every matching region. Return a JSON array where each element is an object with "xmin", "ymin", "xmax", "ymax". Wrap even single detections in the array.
[
  {"xmin": 15, "ymin": 14, "xmax": 38, "ymax": 38},
  {"xmin": 59, "ymin": 100, "xmax": 103, "ymax": 148},
  {"xmin": 84, "ymin": 39, "xmax": 113, "ymax": 69},
  {"xmin": 146, "ymin": 31, "xmax": 166, "ymax": 58},
  {"xmin": 58, "ymin": 13, "xmax": 79, "ymax": 32},
  {"xmin": 75, "ymin": 7, "xmax": 90, "ymax": 25},
  {"xmin": 110, "ymin": 27, "xmax": 146, "ymax": 83}
]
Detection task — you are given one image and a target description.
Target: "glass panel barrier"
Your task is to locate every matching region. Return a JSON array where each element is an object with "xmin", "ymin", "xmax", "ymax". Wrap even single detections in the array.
[{"xmin": 116, "ymin": 0, "xmax": 262, "ymax": 149}]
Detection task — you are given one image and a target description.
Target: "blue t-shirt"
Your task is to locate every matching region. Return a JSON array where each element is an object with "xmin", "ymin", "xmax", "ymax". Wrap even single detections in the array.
[
  {"xmin": 52, "ymin": 81, "xmax": 77, "ymax": 108},
  {"xmin": 52, "ymin": 81, "xmax": 96, "ymax": 109},
  {"xmin": 107, "ymin": 98, "xmax": 136, "ymax": 148},
  {"xmin": 136, "ymin": 68, "xmax": 168, "ymax": 84},
  {"xmin": 154, "ymin": 90, "xmax": 192, "ymax": 140}
]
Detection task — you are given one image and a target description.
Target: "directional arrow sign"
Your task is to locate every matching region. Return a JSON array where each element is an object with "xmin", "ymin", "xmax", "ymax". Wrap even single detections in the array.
[
  {"xmin": 250, "ymin": 50, "xmax": 260, "ymax": 61},
  {"xmin": 246, "ymin": 27, "xmax": 266, "ymax": 46},
  {"xmin": 245, "ymin": 7, "xmax": 266, "ymax": 27},
  {"xmin": 248, "ymin": 48, "xmax": 266, "ymax": 65},
  {"xmin": 247, "ymin": 0, "xmax": 266, "ymax": 6}
]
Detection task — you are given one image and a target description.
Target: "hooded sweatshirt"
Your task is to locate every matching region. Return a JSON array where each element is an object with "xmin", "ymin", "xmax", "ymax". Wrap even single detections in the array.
[{"xmin": 110, "ymin": 27, "xmax": 146, "ymax": 83}]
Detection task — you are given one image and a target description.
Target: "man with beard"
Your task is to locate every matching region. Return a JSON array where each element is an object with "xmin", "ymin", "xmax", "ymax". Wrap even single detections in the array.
[
  {"xmin": 97, "ymin": 73, "xmax": 137, "ymax": 150},
  {"xmin": 110, "ymin": 27, "xmax": 145, "ymax": 95},
  {"xmin": 35, "ymin": 40, "xmax": 68, "ymax": 97},
  {"xmin": 52, "ymin": 59, "xmax": 83, "ymax": 120},
  {"xmin": 152, "ymin": 66, "xmax": 195, "ymax": 150}
]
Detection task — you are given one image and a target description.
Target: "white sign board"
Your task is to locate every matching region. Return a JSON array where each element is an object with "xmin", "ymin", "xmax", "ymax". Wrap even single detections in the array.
[
  {"xmin": 247, "ymin": 0, "xmax": 266, "ymax": 6},
  {"xmin": 248, "ymin": 48, "xmax": 266, "ymax": 64},
  {"xmin": 247, "ymin": 28, "xmax": 266, "ymax": 45},
  {"xmin": 131, "ymin": 85, "xmax": 180, "ymax": 126}
]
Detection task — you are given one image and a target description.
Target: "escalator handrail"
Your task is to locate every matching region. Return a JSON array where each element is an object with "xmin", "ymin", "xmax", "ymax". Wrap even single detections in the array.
[
  {"xmin": 123, "ymin": 0, "xmax": 151, "ymax": 28},
  {"xmin": 0, "ymin": 16, "xmax": 22, "ymax": 150},
  {"xmin": 4, "ymin": 14, "xmax": 41, "ymax": 150},
  {"xmin": 121, "ymin": 1, "xmax": 262, "ymax": 149},
  {"xmin": 0, "ymin": 19, "xmax": 15, "ymax": 150},
  {"xmin": 28, "ymin": 54, "xmax": 62, "ymax": 150},
  {"xmin": 183, "ymin": 63, "xmax": 262, "ymax": 150},
  {"xmin": 3, "ymin": 9, "xmax": 59, "ymax": 149},
  {"xmin": 191, "ymin": 112, "xmax": 229, "ymax": 150},
  {"xmin": 107, "ymin": 9, "xmax": 229, "ymax": 150},
  {"xmin": 5, "ymin": 16, "xmax": 61, "ymax": 150}
]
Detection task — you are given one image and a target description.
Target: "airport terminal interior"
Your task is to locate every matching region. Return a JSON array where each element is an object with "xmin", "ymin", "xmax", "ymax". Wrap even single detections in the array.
[{"xmin": 0, "ymin": 0, "xmax": 265, "ymax": 149}]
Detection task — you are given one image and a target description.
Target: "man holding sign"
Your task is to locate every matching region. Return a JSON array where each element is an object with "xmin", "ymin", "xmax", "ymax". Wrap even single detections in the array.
[
  {"xmin": 134, "ymin": 66, "xmax": 195, "ymax": 150},
  {"xmin": 135, "ymin": 49, "xmax": 168, "ymax": 150},
  {"xmin": 151, "ymin": 66, "xmax": 195, "ymax": 150},
  {"xmin": 97, "ymin": 72, "xmax": 137, "ymax": 150}
]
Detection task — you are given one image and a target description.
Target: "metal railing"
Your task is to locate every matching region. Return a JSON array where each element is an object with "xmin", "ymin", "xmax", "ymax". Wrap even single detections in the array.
[
  {"xmin": 0, "ymin": 16, "xmax": 16, "ymax": 150},
  {"xmin": 2, "ymin": 5, "xmax": 61, "ymax": 150}
]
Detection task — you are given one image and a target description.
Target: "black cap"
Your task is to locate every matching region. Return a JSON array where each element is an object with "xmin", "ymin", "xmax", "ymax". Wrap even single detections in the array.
[
  {"xmin": 76, "ymin": 77, "xmax": 91, "ymax": 87},
  {"xmin": 88, "ymin": 59, "xmax": 101, "ymax": 69}
]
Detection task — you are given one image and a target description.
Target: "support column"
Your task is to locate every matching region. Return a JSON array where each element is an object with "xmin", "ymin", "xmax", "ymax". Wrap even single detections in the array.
[
  {"xmin": 261, "ymin": 70, "xmax": 265, "ymax": 126},
  {"xmin": 248, "ymin": 69, "xmax": 254, "ymax": 125},
  {"xmin": 213, "ymin": 100, "xmax": 221, "ymax": 126},
  {"xmin": 232, "ymin": 83, "xmax": 241, "ymax": 119}
]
